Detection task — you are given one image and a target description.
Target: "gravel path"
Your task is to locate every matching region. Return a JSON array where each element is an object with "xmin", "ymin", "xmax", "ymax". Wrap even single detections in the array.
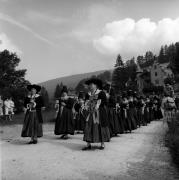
[{"xmin": 1, "ymin": 121, "xmax": 179, "ymax": 180}]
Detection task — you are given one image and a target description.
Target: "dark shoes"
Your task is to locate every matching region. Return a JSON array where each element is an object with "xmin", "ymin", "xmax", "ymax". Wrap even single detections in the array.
[
  {"xmin": 82, "ymin": 145, "xmax": 92, "ymax": 151},
  {"xmin": 28, "ymin": 141, "xmax": 34, "ymax": 144},
  {"xmin": 28, "ymin": 140, "xmax": 38, "ymax": 144},
  {"xmin": 60, "ymin": 134, "xmax": 68, "ymax": 139},
  {"xmin": 99, "ymin": 145, "xmax": 105, "ymax": 150},
  {"xmin": 33, "ymin": 140, "xmax": 38, "ymax": 144}
]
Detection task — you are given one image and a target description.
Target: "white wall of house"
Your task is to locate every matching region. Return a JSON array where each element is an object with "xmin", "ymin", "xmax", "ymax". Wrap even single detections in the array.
[
  {"xmin": 151, "ymin": 61, "xmax": 164, "ymax": 86},
  {"xmin": 150, "ymin": 61, "xmax": 173, "ymax": 87}
]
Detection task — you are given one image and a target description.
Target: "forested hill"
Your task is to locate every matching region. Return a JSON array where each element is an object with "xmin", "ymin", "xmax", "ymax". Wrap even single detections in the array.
[{"xmin": 39, "ymin": 69, "xmax": 112, "ymax": 100}]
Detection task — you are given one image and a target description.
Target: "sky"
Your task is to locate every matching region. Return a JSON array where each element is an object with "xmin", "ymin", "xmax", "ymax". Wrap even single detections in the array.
[{"xmin": 0, "ymin": 0, "xmax": 179, "ymax": 83}]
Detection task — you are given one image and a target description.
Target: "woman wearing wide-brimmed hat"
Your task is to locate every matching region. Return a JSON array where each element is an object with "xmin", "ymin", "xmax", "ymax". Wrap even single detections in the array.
[
  {"xmin": 21, "ymin": 84, "xmax": 44, "ymax": 144},
  {"xmin": 82, "ymin": 78, "xmax": 110, "ymax": 150},
  {"xmin": 54, "ymin": 86, "xmax": 75, "ymax": 139}
]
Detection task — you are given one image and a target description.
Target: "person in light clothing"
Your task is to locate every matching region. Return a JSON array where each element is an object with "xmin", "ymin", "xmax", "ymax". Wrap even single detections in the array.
[
  {"xmin": 161, "ymin": 93, "xmax": 176, "ymax": 126},
  {"xmin": 8, "ymin": 97, "xmax": 15, "ymax": 121},
  {"xmin": 0, "ymin": 96, "xmax": 3, "ymax": 117},
  {"xmin": 4, "ymin": 97, "xmax": 11, "ymax": 121}
]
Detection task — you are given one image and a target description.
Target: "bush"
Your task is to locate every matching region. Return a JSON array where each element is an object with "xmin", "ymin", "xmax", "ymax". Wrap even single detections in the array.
[{"xmin": 166, "ymin": 113, "xmax": 179, "ymax": 167}]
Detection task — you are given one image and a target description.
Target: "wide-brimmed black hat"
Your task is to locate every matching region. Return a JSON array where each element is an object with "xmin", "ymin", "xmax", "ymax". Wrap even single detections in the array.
[
  {"xmin": 27, "ymin": 84, "xmax": 41, "ymax": 92},
  {"xmin": 61, "ymin": 86, "xmax": 68, "ymax": 94},
  {"xmin": 103, "ymin": 83, "xmax": 111, "ymax": 92},
  {"xmin": 85, "ymin": 78, "xmax": 103, "ymax": 89}
]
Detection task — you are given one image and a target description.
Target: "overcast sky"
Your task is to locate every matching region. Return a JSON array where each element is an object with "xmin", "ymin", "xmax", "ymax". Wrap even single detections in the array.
[{"xmin": 0, "ymin": 0, "xmax": 179, "ymax": 83}]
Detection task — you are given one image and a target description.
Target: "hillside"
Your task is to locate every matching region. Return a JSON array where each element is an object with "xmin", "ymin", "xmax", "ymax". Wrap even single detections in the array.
[{"xmin": 39, "ymin": 69, "xmax": 112, "ymax": 100}]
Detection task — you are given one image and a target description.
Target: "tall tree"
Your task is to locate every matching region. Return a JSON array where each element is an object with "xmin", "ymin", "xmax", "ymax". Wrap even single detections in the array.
[
  {"xmin": 145, "ymin": 51, "xmax": 154, "ymax": 62},
  {"xmin": 112, "ymin": 55, "xmax": 128, "ymax": 93},
  {"xmin": 54, "ymin": 82, "xmax": 63, "ymax": 99},
  {"xmin": 170, "ymin": 42, "xmax": 179, "ymax": 76},
  {"xmin": 0, "ymin": 49, "xmax": 29, "ymax": 112},
  {"xmin": 137, "ymin": 55, "xmax": 144, "ymax": 65},
  {"xmin": 115, "ymin": 54, "xmax": 124, "ymax": 67}
]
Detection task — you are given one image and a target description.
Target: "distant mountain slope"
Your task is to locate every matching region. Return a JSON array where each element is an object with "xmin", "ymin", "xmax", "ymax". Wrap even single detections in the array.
[{"xmin": 39, "ymin": 69, "xmax": 112, "ymax": 100}]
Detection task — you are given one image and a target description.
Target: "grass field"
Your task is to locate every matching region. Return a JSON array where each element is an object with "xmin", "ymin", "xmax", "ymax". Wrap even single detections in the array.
[{"xmin": 0, "ymin": 110, "xmax": 56, "ymax": 126}]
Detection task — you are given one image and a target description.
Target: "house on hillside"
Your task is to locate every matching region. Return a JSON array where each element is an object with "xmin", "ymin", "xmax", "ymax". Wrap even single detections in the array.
[
  {"xmin": 150, "ymin": 61, "xmax": 173, "ymax": 87},
  {"xmin": 136, "ymin": 60, "xmax": 173, "ymax": 93},
  {"xmin": 136, "ymin": 63, "xmax": 152, "ymax": 93}
]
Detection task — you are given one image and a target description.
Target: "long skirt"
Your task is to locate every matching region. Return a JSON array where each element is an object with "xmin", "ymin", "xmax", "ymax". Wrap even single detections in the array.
[
  {"xmin": 75, "ymin": 111, "xmax": 86, "ymax": 131},
  {"xmin": 54, "ymin": 107, "xmax": 74, "ymax": 135},
  {"xmin": 121, "ymin": 109, "xmax": 132, "ymax": 132},
  {"xmin": 144, "ymin": 108, "xmax": 150, "ymax": 124},
  {"xmin": 21, "ymin": 111, "xmax": 43, "ymax": 138},
  {"xmin": 137, "ymin": 108, "xmax": 144, "ymax": 126},
  {"xmin": 108, "ymin": 107, "xmax": 121, "ymax": 136},
  {"xmin": 133, "ymin": 108, "xmax": 139, "ymax": 127},
  {"xmin": 153, "ymin": 108, "xmax": 163, "ymax": 120},
  {"xmin": 83, "ymin": 111, "xmax": 110, "ymax": 143},
  {"xmin": 116, "ymin": 111, "xmax": 125, "ymax": 134},
  {"xmin": 127, "ymin": 108, "xmax": 137, "ymax": 130},
  {"xmin": 149, "ymin": 108, "xmax": 154, "ymax": 122}
]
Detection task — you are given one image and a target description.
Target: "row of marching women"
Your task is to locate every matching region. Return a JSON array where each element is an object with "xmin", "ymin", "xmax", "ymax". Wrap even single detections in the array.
[
  {"xmin": 21, "ymin": 78, "xmax": 167, "ymax": 150},
  {"xmin": 53, "ymin": 78, "xmax": 164, "ymax": 150}
]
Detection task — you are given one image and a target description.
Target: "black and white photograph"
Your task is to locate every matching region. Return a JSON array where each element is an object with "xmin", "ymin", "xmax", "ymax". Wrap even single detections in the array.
[{"xmin": 1, "ymin": 0, "xmax": 179, "ymax": 179}]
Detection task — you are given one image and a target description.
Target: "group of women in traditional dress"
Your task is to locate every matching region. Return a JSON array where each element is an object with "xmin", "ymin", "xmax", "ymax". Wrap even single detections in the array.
[{"xmin": 21, "ymin": 78, "xmax": 167, "ymax": 149}]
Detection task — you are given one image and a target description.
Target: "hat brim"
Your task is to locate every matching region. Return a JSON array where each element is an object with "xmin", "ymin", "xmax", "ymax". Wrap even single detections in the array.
[
  {"xmin": 85, "ymin": 78, "xmax": 103, "ymax": 89},
  {"xmin": 27, "ymin": 84, "xmax": 41, "ymax": 92}
]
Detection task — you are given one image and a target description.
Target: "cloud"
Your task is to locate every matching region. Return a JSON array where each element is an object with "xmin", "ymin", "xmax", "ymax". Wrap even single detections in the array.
[
  {"xmin": 0, "ymin": 13, "xmax": 56, "ymax": 46},
  {"xmin": 0, "ymin": 22, "xmax": 21, "ymax": 53},
  {"xmin": 0, "ymin": 32, "xmax": 21, "ymax": 53},
  {"xmin": 93, "ymin": 18, "xmax": 179, "ymax": 60}
]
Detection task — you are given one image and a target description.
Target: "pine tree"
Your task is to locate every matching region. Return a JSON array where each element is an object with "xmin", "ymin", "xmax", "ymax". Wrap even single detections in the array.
[
  {"xmin": 54, "ymin": 83, "xmax": 63, "ymax": 99},
  {"xmin": 137, "ymin": 56, "xmax": 144, "ymax": 65},
  {"xmin": 115, "ymin": 54, "xmax": 124, "ymax": 67},
  {"xmin": 171, "ymin": 42, "xmax": 179, "ymax": 76},
  {"xmin": 112, "ymin": 55, "xmax": 128, "ymax": 93},
  {"xmin": 41, "ymin": 87, "xmax": 49, "ymax": 108}
]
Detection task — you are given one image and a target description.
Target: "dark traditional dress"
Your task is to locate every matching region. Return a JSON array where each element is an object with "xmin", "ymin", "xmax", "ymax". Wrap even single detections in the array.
[
  {"xmin": 133, "ymin": 98, "xmax": 140, "ymax": 127},
  {"xmin": 107, "ymin": 94, "xmax": 121, "ymax": 136},
  {"xmin": 54, "ymin": 97, "xmax": 75, "ymax": 135},
  {"xmin": 148, "ymin": 99, "xmax": 154, "ymax": 122},
  {"xmin": 127, "ymin": 99, "xmax": 137, "ymax": 130},
  {"xmin": 83, "ymin": 90, "xmax": 110, "ymax": 143},
  {"xmin": 136, "ymin": 99, "xmax": 145, "ymax": 126},
  {"xmin": 74, "ymin": 102, "xmax": 87, "ymax": 132},
  {"xmin": 153, "ymin": 99, "xmax": 163, "ymax": 120},
  {"xmin": 21, "ymin": 94, "xmax": 44, "ymax": 138},
  {"xmin": 120, "ymin": 100, "xmax": 132, "ymax": 133},
  {"xmin": 144, "ymin": 100, "xmax": 151, "ymax": 124}
]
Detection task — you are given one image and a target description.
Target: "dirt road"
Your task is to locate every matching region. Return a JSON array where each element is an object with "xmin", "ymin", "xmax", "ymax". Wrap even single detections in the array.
[{"xmin": 1, "ymin": 121, "xmax": 179, "ymax": 180}]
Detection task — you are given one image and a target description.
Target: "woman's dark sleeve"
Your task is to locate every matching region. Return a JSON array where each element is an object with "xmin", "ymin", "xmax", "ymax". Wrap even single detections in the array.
[
  {"xmin": 85, "ymin": 93, "xmax": 90, "ymax": 101},
  {"xmin": 98, "ymin": 91, "xmax": 107, "ymax": 106},
  {"xmin": 66, "ymin": 98, "xmax": 74, "ymax": 109},
  {"xmin": 24, "ymin": 97, "xmax": 29, "ymax": 108},
  {"xmin": 108, "ymin": 95, "xmax": 116, "ymax": 107},
  {"xmin": 36, "ymin": 96, "xmax": 44, "ymax": 109},
  {"xmin": 74, "ymin": 103, "xmax": 81, "ymax": 112}
]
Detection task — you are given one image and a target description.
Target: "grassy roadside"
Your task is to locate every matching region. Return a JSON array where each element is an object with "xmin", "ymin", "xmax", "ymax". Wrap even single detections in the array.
[
  {"xmin": 166, "ymin": 112, "xmax": 179, "ymax": 168},
  {"xmin": 0, "ymin": 110, "xmax": 56, "ymax": 126}
]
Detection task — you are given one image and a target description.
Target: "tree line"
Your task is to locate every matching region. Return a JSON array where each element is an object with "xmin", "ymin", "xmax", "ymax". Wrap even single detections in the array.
[
  {"xmin": 1, "ymin": 42, "xmax": 179, "ymax": 112},
  {"xmin": 112, "ymin": 42, "xmax": 179, "ymax": 94},
  {"xmin": 0, "ymin": 50, "xmax": 49, "ymax": 112}
]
